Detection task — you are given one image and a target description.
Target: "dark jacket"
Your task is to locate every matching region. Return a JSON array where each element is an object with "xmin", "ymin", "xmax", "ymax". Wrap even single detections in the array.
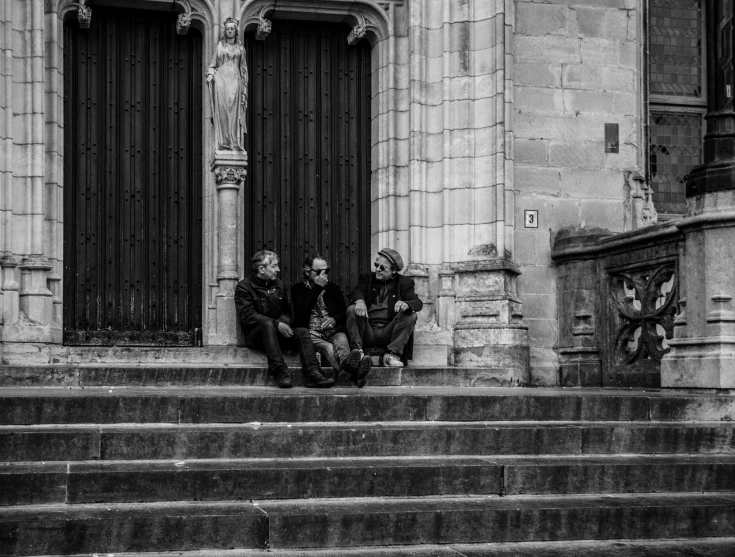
[
  {"xmin": 291, "ymin": 281, "xmax": 348, "ymax": 331},
  {"xmin": 234, "ymin": 274, "xmax": 292, "ymax": 336},
  {"xmin": 348, "ymin": 272, "xmax": 423, "ymax": 320},
  {"xmin": 348, "ymin": 272, "xmax": 423, "ymax": 363}
]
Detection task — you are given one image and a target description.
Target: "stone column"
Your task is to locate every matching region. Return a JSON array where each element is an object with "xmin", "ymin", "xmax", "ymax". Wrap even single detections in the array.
[
  {"xmin": 661, "ymin": 2, "xmax": 735, "ymax": 388},
  {"xmin": 208, "ymin": 151, "xmax": 247, "ymax": 345}
]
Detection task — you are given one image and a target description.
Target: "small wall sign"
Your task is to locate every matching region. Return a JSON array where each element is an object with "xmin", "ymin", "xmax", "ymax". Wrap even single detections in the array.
[{"xmin": 524, "ymin": 210, "xmax": 539, "ymax": 228}]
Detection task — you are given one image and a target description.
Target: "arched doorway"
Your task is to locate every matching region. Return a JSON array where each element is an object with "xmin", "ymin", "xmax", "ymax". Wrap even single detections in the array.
[
  {"xmin": 62, "ymin": 6, "xmax": 204, "ymax": 345},
  {"xmin": 244, "ymin": 19, "xmax": 372, "ymax": 293}
]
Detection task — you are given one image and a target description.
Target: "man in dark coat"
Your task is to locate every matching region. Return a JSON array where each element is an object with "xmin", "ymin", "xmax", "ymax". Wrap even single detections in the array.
[
  {"xmin": 346, "ymin": 248, "xmax": 423, "ymax": 367},
  {"xmin": 235, "ymin": 250, "xmax": 334, "ymax": 389},
  {"xmin": 291, "ymin": 254, "xmax": 372, "ymax": 387}
]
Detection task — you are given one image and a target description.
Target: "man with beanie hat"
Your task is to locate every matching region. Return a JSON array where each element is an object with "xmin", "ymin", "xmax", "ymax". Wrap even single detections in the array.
[{"xmin": 346, "ymin": 248, "xmax": 423, "ymax": 367}]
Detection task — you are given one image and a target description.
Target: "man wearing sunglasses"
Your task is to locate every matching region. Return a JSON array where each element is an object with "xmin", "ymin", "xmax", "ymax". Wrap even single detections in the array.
[
  {"xmin": 291, "ymin": 254, "xmax": 372, "ymax": 387},
  {"xmin": 235, "ymin": 250, "xmax": 334, "ymax": 389},
  {"xmin": 346, "ymin": 248, "xmax": 423, "ymax": 367}
]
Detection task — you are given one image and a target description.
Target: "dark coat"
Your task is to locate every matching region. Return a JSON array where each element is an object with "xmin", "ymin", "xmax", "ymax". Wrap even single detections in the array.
[
  {"xmin": 291, "ymin": 281, "xmax": 348, "ymax": 331},
  {"xmin": 234, "ymin": 274, "xmax": 291, "ymax": 336},
  {"xmin": 348, "ymin": 273, "xmax": 423, "ymax": 319},
  {"xmin": 348, "ymin": 272, "xmax": 423, "ymax": 362}
]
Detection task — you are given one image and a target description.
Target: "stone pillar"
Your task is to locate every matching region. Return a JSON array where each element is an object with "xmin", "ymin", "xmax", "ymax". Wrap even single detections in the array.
[
  {"xmin": 1, "ymin": 256, "xmax": 19, "ymax": 328},
  {"xmin": 453, "ymin": 259, "xmax": 530, "ymax": 383},
  {"xmin": 661, "ymin": 2, "xmax": 735, "ymax": 388},
  {"xmin": 209, "ymin": 151, "xmax": 247, "ymax": 345}
]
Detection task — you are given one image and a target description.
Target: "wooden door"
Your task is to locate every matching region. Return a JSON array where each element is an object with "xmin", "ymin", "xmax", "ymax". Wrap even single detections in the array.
[
  {"xmin": 63, "ymin": 6, "xmax": 203, "ymax": 345},
  {"xmin": 245, "ymin": 20, "xmax": 372, "ymax": 293}
]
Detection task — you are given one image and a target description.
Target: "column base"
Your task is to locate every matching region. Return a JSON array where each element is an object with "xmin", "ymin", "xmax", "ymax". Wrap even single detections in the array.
[
  {"xmin": 661, "ymin": 337, "xmax": 735, "ymax": 388},
  {"xmin": 558, "ymin": 347, "xmax": 602, "ymax": 387},
  {"xmin": 206, "ymin": 292, "xmax": 240, "ymax": 346},
  {"xmin": 454, "ymin": 325, "xmax": 530, "ymax": 384}
]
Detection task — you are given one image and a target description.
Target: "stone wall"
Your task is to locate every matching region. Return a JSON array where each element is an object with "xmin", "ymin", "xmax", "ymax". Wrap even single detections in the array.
[{"xmin": 513, "ymin": 0, "xmax": 643, "ymax": 384}]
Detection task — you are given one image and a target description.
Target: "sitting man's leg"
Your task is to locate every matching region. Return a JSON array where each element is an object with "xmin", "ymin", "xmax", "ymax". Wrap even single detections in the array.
[
  {"xmin": 310, "ymin": 334, "xmax": 337, "ymax": 378},
  {"xmin": 245, "ymin": 321, "xmax": 292, "ymax": 388},
  {"xmin": 291, "ymin": 327, "xmax": 334, "ymax": 388},
  {"xmin": 344, "ymin": 305, "xmax": 374, "ymax": 387},
  {"xmin": 375, "ymin": 312, "xmax": 418, "ymax": 367}
]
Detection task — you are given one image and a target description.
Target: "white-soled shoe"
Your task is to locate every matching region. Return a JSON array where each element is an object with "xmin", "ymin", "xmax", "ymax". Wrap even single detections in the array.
[{"xmin": 381, "ymin": 351, "xmax": 403, "ymax": 367}]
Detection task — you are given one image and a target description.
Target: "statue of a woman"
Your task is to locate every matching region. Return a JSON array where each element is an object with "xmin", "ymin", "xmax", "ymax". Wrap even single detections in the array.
[{"xmin": 207, "ymin": 17, "xmax": 248, "ymax": 151}]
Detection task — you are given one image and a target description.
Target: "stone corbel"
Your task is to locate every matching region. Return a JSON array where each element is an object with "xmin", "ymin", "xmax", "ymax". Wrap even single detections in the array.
[
  {"xmin": 175, "ymin": 0, "xmax": 193, "ymax": 35},
  {"xmin": 71, "ymin": 0, "xmax": 92, "ymax": 29},
  {"xmin": 213, "ymin": 165, "xmax": 247, "ymax": 186},
  {"xmin": 348, "ymin": 24, "xmax": 367, "ymax": 46},
  {"xmin": 256, "ymin": 17, "xmax": 272, "ymax": 41}
]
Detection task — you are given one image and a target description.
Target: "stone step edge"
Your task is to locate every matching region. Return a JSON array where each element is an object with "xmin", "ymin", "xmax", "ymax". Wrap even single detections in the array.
[
  {"xmin": 0, "ymin": 365, "xmax": 525, "ymax": 388},
  {"xmin": 29, "ymin": 537, "xmax": 735, "ymax": 557},
  {"xmin": 6, "ymin": 453, "xmax": 735, "ymax": 471},
  {"xmin": 4, "ymin": 492, "xmax": 735, "ymax": 518}
]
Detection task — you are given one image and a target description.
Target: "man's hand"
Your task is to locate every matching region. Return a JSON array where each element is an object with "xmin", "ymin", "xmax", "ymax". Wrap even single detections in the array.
[
  {"xmin": 321, "ymin": 317, "xmax": 337, "ymax": 330},
  {"xmin": 394, "ymin": 300, "xmax": 409, "ymax": 313},
  {"xmin": 355, "ymin": 299, "xmax": 368, "ymax": 317},
  {"xmin": 314, "ymin": 274, "xmax": 328, "ymax": 287},
  {"xmin": 277, "ymin": 322, "xmax": 294, "ymax": 337}
]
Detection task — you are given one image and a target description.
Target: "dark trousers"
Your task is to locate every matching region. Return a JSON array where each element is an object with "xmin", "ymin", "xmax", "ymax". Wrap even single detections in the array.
[
  {"xmin": 245, "ymin": 321, "xmax": 320, "ymax": 375},
  {"xmin": 345, "ymin": 305, "xmax": 417, "ymax": 356}
]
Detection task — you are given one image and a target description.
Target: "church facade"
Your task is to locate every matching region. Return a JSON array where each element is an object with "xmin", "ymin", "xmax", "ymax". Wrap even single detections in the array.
[{"xmin": 1, "ymin": 0, "xmax": 733, "ymax": 390}]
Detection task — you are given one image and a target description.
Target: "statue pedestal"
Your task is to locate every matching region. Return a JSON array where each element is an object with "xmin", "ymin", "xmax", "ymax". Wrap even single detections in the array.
[
  {"xmin": 208, "ymin": 151, "xmax": 247, "ymax": 346},
  {"xmin": 452, "ymin": 259, "xmax": 530, "ymax": 384}
]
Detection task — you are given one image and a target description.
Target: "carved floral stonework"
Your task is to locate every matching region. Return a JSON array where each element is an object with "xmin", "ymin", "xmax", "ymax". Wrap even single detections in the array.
[
  {"xmin": 213, "ymin": 166, "xmax": 247, "ymax": 185},
  {"xmin": 610, "ymin": 264, "xmax": 677, "ymax": 365},
  {"xmin": 348, "ymin": 24, "xmax": 367, "ymax": 45},
  {"xmin": 77, "ymin": 4, "xmax": 92, "ymax": 28},
  {"xmin": 177, "ymin": 13, "xmax": 192, "ymax": 35},
  {"xmin": 256, "ymin": 18, "xmax": 272, "ymax": 41}
]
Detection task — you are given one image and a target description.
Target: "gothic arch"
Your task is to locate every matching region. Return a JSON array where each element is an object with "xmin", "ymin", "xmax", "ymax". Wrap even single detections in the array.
[{"xmin": 238, "ymin": 0, "xmax": 391, "ymax": 46}]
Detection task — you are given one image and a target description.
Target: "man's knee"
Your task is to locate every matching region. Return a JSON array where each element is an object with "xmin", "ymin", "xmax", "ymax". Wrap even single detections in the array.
[
  {"xmin": 347, "ymin": 305, "xmax": 365, "ymax": 320},
  {"xmin": 291, "ymin": 327, "xmax": 310, "ymax": 340},
  {"xmin": 397, "ymin": 312, "xmax": 418, "ymax": 325}
]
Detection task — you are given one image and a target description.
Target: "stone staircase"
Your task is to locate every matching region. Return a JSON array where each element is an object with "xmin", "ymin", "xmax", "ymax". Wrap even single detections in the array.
[{"xmin": 2, "ymin": 363, "xmax": 735, "ymax": 556}]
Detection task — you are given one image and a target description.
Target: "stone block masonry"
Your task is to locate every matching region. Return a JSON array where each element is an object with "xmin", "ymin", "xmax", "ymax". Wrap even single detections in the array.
[{"xmin": 514, "ymin": 0, "xmax": 643, "ymax": 384}]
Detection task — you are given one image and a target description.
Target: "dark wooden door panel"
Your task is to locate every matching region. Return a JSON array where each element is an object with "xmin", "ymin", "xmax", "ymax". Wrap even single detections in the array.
[
  {"xmin": 63, "ymin": 7, "xmax": 203, "ymax": 345},
  {"xmin": 245, "ymin": 20, "xmax": 371, "ymax": 294}
]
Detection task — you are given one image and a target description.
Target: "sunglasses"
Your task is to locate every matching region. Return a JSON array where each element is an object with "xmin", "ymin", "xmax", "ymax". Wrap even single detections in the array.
[
  {"xmin": 374, "ymin": 262, "xmax": 392, "ymax": 272},
  {"xmin": 311, "ymin": 268, "xmax": 330, "ymax": 275}
]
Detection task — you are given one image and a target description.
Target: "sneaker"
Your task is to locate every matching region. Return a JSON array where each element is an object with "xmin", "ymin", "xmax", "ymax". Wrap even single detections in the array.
[
  {"xmin": 304, "ymin": 368, "xmax": 335, "ymax": 388},
  {"xmin": 381, "ymin": 351, "xmax": 403, "ymax": 367},
  {"xmin": 273, "ymin": 367, "xmax": 293, "ymax": 389}
]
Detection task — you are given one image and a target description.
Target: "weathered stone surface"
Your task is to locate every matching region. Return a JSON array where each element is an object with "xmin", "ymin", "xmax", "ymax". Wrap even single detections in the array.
[
  {"xmin": 0, "ymin": 463, "xmax": 67, "ymax": 506},
  {"xmin": 263, "ymin": 494, "xmax": 735, "ymax": 548},
  {"xmin": 503, "ymin": 455, "xmax": 735, "ymax": 495},
  {"xmin": 0, "ymin": 501, "xmax": 267, "ymax": 555},
  {"xmin": 99, "ymin": 423, "xmax": 581, "ymax": 460},
  {"xmin": 66, "ymin": 458, "xmax": 501, "ymax": 504},
  {"xmin": 582, "ymin": 424, "xmax": 735, "ymax": 454},
  {"xmin": 0, "ymin": 427, "xmax": 100, "ymax": 462}
]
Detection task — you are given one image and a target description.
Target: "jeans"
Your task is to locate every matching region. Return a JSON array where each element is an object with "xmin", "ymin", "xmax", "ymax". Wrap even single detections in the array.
[
  {"xmin": 310, "ymin": 331, "xmax": 351, "ymax": 371},
  {"xmin": 245, "ymin": 320, "xmax": 320, "ymax": 375},
  {"xmin": 345, "ymin": 305, "xmax": 417, "ymax": 356}
]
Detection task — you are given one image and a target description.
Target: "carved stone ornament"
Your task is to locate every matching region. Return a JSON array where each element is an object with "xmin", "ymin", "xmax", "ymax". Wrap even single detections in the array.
[
  {"xmin": 77, "ymin": 4, "xmax": 92, "ymax": 29},
  {"xmin": 626, "ymin": 170, "xmax": 658, "ymax": 230},
  {"xmin": 348, "ymin": 24, "xmax": 367, "ymax": 46},
  {"xmin": 177, "ymin": 12, "xmax": 192, "ymax": 35},
  {"xmin": 213, "ymin": 166, "xmax": 247, "ymax": 185},
  {"xmin": 610, "ymin": 264, "xmax": 677, "ymax": 365},
  {"xmin": 256, "ymin": 17, "xmax": 272, "ymax": 41}
]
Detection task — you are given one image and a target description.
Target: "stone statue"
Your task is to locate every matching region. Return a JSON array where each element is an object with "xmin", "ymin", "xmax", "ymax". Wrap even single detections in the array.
[{"xmin": 206, "ymin": 17, "xmax": 248, "ymax": 151}]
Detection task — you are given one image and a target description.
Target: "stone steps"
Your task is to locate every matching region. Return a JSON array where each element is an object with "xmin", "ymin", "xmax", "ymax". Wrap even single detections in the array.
[
  {"xmin": 4, "ymin": 421, "xmax": 735, "ymax": 461},
  {"xmin": 2, "ymin": 382, "xmax": 735, "ymax": 554},
  {"xmin": 2, "ymin": 385, "xmax": 734, "ymax": 423},
  {"xmin": 0, "ymin": 365, "xmax": 514, "ymax": 388},
  {"xmin": 4, "ymin": 455, "xmax": 735, "ymax": 506},
  {"xmin": 24, "ymin": 537, "xmax": 735, "ymax": 557},
  {"xmin": 2, "ymin": 493, "xmax": 735, "ymax": 554}
]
